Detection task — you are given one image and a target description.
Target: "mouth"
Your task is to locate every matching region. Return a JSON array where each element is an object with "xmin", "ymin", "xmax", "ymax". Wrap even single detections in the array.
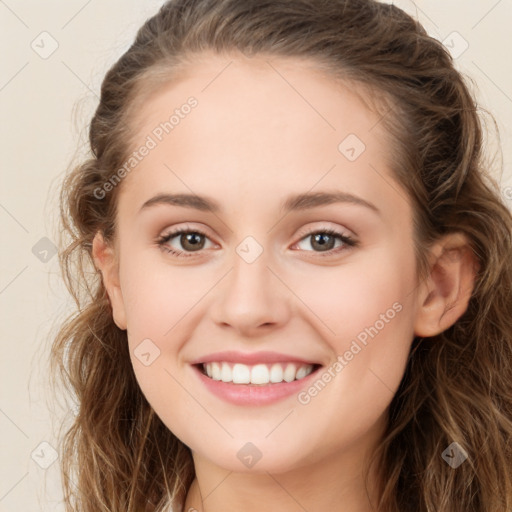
[
  {"xmin": 195, "ymin": 361, "xmax": 322, "ymax": 385},
  {"xmin": 190, "ymin": 350, "xmax": 324, "ymax": 405}
]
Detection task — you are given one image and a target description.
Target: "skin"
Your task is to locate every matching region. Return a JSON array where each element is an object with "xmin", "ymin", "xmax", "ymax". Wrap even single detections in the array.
[{"xmin": 93, "ymin": 53, "xmax": 477, "ymax": 512}]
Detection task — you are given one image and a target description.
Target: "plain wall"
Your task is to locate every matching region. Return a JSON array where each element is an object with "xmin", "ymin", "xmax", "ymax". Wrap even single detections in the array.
[{"xmin": 1, "ymin": 1, "xmax": 511, "ymax": 510}]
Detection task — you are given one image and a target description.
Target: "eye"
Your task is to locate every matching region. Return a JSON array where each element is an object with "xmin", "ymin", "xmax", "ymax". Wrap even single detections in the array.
[
  {"xmin": 292, "ymin": 228, "xmax": 357, "ymax": 257},
  {"xmin": 156, "ymin": 226, "xmax": 215, "ymax": 258},
  {"xmin": 156, "ymin": 225, "xmax": 357, "ymax": 259}
]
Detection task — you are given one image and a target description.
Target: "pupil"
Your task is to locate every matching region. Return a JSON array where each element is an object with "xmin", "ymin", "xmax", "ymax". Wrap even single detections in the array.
[
  {"xmin": 313, "ymin": 233, "xmax": 333, "ymax": 251},
  {"xmin": 182, "ymin": 233, "xmax": 204, "ymax": 251}
]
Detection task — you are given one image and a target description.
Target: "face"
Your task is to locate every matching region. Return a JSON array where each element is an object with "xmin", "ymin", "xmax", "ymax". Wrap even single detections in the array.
[{"xmin": 104, "ymin": 53, "xmax": 423, "ymax": 475}]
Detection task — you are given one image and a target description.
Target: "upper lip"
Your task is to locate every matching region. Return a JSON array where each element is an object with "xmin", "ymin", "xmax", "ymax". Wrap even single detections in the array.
[{"xmin": 190, "ymin": 351, "xmax": 322, "ymax": 366}]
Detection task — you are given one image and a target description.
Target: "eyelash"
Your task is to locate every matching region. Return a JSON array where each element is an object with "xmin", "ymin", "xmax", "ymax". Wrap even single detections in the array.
[{"xmin": 156, "ymin": 226, "xmax": 357, "ymax": 259}]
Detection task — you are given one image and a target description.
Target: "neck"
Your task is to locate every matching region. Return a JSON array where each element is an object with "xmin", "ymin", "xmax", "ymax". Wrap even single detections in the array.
[{"xmin": 183, "ymin": 442, "xmax": 382, "ymax": 512}]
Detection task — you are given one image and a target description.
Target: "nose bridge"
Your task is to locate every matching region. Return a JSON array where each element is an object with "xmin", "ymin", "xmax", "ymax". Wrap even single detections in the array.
[{"xmin": 210, "ymin": 236, "xmax": 290, "ymax": 333}]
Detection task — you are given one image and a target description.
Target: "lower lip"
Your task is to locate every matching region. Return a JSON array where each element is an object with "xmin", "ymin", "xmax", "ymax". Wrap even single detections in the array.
[{"xmin": 192, "ymin": 365, "xmax": 321, "ymax": 405}]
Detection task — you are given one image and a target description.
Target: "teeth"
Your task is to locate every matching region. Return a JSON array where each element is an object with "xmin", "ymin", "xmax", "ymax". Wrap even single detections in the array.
[
  {"xmin": 221, "ymin": 363, "xmax": 232, "ymax": 382},
  {"xmin": 283, "ymin": 363, "xmax": 296, "ymax": 383},
  {"xmin": 211, "ymin": 362, "xmax": 221, "ymax": 381},
  {"xmin": 251, "ymin": 364, "xmax": 269, "ymax": 384},
  {"xmin": 269, "ymin": 363, "xmax": 283, "ymax": 383},
  {"xmin": 202, "ymin": 362, "xmax": 314, "ymax": 384},
  {"xmin": 296, "ymin": 366, "xmax": 309, "ymax": 380},
  {"xmin": 232, "ymin": 363, "xmax": 250, "ymax": 384}
]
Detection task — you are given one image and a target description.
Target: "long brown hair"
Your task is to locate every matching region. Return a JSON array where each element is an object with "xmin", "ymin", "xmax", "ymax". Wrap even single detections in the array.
[{"xmin": 51, "ymin": 0, "xmax": 512, "ymax": 510}]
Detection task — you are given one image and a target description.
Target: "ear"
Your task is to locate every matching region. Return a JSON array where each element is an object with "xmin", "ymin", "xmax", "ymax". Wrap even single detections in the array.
[
  {"xmin": 414, "ymin": 232, "xmax": 479, "ymax": 338},
  {"xmin": 92, "ymin": 231, "xmax": 127, "ymax": 330}
]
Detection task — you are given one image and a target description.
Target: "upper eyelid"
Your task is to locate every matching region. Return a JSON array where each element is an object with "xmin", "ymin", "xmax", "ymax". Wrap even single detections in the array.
[
  {"xmin": 160, "ymin": 223, "xmax": 212, "ymax": 238},
  {"xmin": 159, "ymin": 223, "xmax": 353, "ymax": 239},
  {"xmin": 294, "ymin": 222, "xmax": 354, "ymax": 240}
]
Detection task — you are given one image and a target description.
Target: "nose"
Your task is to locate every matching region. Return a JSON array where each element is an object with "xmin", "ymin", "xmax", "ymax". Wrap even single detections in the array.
[{"xmin": 208, "ymin": 246, "xmax": 292, "ymax": 338}]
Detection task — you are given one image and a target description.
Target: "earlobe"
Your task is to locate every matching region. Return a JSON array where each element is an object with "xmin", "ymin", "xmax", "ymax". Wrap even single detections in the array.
[
  {"xmin": 92, "ymin": 231, "xmax": 127, "ymax": 330},
  {"xmin": 414, "ymin": 232, "xmax": 479, "ymax": 338}
]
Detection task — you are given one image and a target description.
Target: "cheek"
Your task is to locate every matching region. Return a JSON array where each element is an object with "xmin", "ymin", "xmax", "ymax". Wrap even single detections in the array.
[
  {"xmin": 290, "ymin": 259, "xmax": 416, "ymax": 458},
  {"xmin": 292, "ymin": 246, "xmax": 417, "ymax": 403},
  {"xmin": 118, "ymin": 256, "xmax": 199, "ymax": 417},
  {"xmin": 289, "ymin": 245, "xmax": 417, "ymax": 345},
  {"xmin": 120, "ymin": 253, "xmax": 203, "ymax": 339},
  {"xmin": 118, "ymin": 251, "xmax": 216, "ymax": 404}
]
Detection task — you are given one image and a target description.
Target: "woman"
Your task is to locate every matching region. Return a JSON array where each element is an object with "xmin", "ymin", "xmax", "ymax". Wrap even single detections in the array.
[{"xmin": 51, "ymin": 0, "xmax": 512, "ymax": 510}]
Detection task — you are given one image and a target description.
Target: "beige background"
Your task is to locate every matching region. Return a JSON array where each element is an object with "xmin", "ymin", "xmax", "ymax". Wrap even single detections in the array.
[{"xmin": 1, "ymin": 1, "xmax": 511, "ymax": 510}]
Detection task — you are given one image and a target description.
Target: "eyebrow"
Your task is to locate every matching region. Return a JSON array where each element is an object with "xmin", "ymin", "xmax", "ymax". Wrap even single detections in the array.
[{"xmin": 139, "ymin": 191, "xmax": 380, "ymax": 216}]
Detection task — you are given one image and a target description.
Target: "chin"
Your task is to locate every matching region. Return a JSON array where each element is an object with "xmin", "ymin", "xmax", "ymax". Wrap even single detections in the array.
[{"xmin": 188, "ymin": 436, "xmax": 315, "ymax": 475}]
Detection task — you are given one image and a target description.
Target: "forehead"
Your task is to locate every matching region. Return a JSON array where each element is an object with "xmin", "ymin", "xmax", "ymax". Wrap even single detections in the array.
[
  {"xmin": 131, "ymin": 53, "xmax": 387, "ymax": 150},
  {"xmin": 116, "ymin": 53, "xmax": 409, "ymax": 222}
]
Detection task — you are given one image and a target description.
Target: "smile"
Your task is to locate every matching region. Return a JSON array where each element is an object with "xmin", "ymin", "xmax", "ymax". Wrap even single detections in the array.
[
  {"xmin": 201, "ymin": 362, "xmax": 316, "ymax": 385},
  {"xmin": 191, "ymin": 351, "xmax": 324, "ymax": 405}
]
